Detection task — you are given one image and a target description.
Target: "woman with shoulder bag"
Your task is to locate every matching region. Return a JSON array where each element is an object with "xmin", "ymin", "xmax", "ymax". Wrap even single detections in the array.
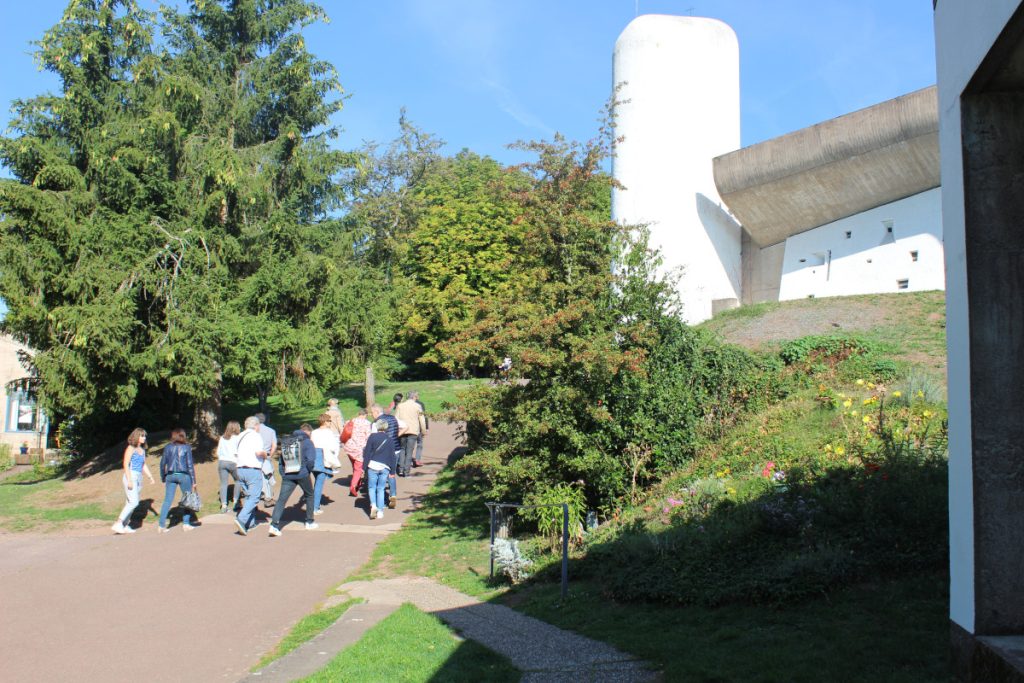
[{"xmin": 158, "ymin": 428, "xmax": 199, "ymax": 532}]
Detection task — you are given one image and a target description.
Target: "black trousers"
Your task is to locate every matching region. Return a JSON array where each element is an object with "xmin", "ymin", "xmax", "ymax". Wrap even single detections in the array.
[{"xmin": 270, "ymin": 476, "xmax": 314, "ymax": 527}]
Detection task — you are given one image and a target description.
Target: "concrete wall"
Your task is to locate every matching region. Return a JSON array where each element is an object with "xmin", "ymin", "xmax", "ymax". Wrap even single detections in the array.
[
  {"xmin": 715, "ymin": 87, "xmax": 939, "ymax": 248},
  {"xmin": 936, "ymin": 0, "xmax": 1024, "ymax": 640},
  {"xmin": 612, "ymin": 15, "xmax": 741, "ymax": 324},
  {"xmin": 777, "ymin": 188, "xmax": 944, "ymax": 300},
  {"xmin": 740, "ymin": 233, "xmax": 784, "ymax": 304}
]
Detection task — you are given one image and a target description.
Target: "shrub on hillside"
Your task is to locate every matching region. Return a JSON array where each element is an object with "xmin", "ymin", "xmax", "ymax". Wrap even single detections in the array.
[{"xmin": 577, "ymin": 384, "xmax": 949, "ymax": 606}]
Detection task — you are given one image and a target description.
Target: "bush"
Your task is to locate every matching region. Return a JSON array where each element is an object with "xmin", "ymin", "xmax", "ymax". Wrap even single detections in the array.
[{"xmin": 577, "ymin": 385, "xmax": 949, "ymax": 606}]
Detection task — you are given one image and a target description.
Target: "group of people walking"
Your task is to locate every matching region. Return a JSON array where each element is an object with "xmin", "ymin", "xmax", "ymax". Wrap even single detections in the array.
[{"xmin": 110, "ymin": 394, "xmax": 429, "ymax": 535}]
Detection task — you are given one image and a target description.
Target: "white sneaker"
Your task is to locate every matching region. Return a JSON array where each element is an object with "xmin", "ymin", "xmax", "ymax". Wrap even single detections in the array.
[
  {"xmin": 376, "ymin": 510, "xmax": 384, "ymax": 520},
  {"xmin": 268, "ymin": 526, "xmax": 282, "ymax": 537},
  {"xmin": 305, "ymin": 522, "xmax": 319, "ymax": 530},
  {"xmin": 111, "ymin": 522, "xmax": 126, "ymax": 534},
  {"xmin": 314, "ymin": 508, "xmax": 324, "ymax": 516},
  {"xmin": 157, "ymin": 526, "xmax": 170, "ymax": 534},
  {"xmin": 123, "ymin": 525, "xmax": 136, "ymax": 534},
  {"xmin": 369, "ymin": 507, "xmax": 378, "ymax": 520},
  {"xmin": 182, "ymin": 524, "xmax": 198, "ymax": 532}
]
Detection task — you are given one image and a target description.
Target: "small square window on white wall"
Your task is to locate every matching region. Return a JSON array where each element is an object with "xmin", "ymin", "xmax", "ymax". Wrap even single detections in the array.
[
  {"xmin": 910, "ymin": 250, "xmax": 919, "ymax": 262},
  {"xmin": 897, "ymin": 279, "xmax": 909, "ymax": 290}
]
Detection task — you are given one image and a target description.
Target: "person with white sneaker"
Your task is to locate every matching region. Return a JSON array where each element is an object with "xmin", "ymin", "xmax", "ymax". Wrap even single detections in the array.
[
  {"xmin": 112, "ymin": 428, "xmax": 155, "ymax": 534},
  {"xmin": 362, "ymin": 418, "xmax": 398, "ymax": 520},
  {"xmin": 234, "ymin": 416, "xmax": 269, "ymax": 535},
  {"xmin": 310, "ymin": 413, "xmax": 342, "ymax": 516},
  {"xmin": 268, "ymin": 423, "xmax": 318, "ymax": 536}
]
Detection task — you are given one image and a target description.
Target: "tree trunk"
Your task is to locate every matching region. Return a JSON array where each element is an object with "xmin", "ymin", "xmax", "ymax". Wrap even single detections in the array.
[
  {"xmin": 364, "ymin": 365, "xmax": 375, "ymax": 408},
  {"xmin": 193, "ymin": 365, "xmax": 222, "ymax": 441},
  {"xmin": 257, "ymin": 384, "xmax": 269, "ymax": 415}
]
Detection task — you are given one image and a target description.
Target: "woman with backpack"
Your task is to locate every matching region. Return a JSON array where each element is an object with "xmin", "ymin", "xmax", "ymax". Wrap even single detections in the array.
[
  {"xmin": 111, "ymin": 428, "xmax": 156, "ymax": 534},
  {"xmin": 158, "ymin": 428, "xmax": 199, "ymax": 532}
]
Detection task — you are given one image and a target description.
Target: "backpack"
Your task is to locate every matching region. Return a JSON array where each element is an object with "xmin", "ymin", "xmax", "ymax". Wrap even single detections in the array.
[
  {"xmin": 279, "ymin": 435, "xmax": 303, "ymax": 474},
  {"xmin": 340, "ymin": 419, "xmax": 355, "ymax": 444}
]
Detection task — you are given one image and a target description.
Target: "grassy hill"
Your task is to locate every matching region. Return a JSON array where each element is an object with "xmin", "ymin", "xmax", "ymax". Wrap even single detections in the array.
[
  {"xmin": 356, "ymin": 291, "xmax": 952, "ymax": 681},
  {"xmin": 701, "ymin": 290, "xmax": 947, "ymax": 381}
]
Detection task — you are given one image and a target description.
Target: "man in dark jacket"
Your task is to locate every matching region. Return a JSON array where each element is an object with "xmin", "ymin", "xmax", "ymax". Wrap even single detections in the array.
[{"xmin": 268, "ymin": 424, "xmax": 318, "ymax": 536}]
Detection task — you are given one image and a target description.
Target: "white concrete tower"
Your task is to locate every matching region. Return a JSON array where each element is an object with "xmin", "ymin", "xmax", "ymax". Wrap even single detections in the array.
[{"xmin": 612, "ymin": 15, "xmax": 741, "ymax": 324}]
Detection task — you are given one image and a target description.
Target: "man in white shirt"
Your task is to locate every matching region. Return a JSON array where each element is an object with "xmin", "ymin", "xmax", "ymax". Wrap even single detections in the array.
[
  {"xmin": 256, "ymin": 412, "xmax": 279, "ymax": 507},
  {"xmin": 310, "ymin": 413, "xmax": 342, "ymax": 515},
  {"xmin": 234, "ymin": 415, "xmax": 268, "ymax": 535}
]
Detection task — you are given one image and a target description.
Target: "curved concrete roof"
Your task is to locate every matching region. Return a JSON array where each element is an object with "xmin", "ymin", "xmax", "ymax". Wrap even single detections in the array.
[{"xmin": 713, "ymin": 86, "xmax": 939, "ymax": 247}]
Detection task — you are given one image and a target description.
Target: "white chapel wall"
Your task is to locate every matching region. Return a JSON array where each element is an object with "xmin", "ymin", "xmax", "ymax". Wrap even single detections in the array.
[{"xmin": 776, "ymin": 188, "xmax": 944, "ymax": 301}]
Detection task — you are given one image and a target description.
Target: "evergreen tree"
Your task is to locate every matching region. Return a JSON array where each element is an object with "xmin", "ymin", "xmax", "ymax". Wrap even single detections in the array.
[{"xmin": 0, "ymin": 0, "xmax": 351, "ymax": 443}]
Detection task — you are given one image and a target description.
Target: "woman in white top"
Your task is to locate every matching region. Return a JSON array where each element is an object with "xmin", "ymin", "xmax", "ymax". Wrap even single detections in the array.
[
  {"xmin": 310, "ymin": 413, "xmax": 342, "ymax": 515},
  {"xmin": 217, "ymin": 421, "xmax": 242, "ymax": 513}
]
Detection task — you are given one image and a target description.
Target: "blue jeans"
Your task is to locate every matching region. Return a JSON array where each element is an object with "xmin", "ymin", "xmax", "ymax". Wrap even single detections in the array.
[
  {"xmin": 236, "ymin": 467, "xmax": 264, "ymax": 529},
  {"xmin": 367, "ymin": 467, "xmax": 390, "ymax": 512},
  {"xmin": 388, "ymin": 472, "xmax": 397, "ymax": 498},
  {"xmin": 313, "ymin": 470, "xmax": 333, "ymax": 512},
  {"xmin": 159, "ymin": 473, "xmax": 193, "ymax": 528}
]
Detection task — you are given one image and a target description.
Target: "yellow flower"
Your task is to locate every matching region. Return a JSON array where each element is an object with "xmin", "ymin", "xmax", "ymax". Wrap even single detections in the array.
[
  {"xmin": 893, "ymin": 391, "xmax": 902, "ymax": 398},
  {"xmin": 726, "ymin": 487, "xmax": 737, "ymax": 496},
  {"xmin": 916, "ymin": 390, "xmax": 925, "ymax": 399},
  {"xmin": 856, "ymin": 379, "xmax": 865, "ymax": 386},
  {"xmin": 835, "ymin": 446, "xmax": 846, "ymax": 455},
  {"xmin": 823, "ymin": 444, "xmax": 833, "ymax": 452},
  {"xmin": 923, "ymin": 410, "xmax": 933, "ymax": 418},
  {"xmin": 863, "ymin": 398, "xmax": 873, "ymax": 405},
  {"xmin": 867, "ymin": 382, "xmax": 876, "ymax": 390},
  {"xmin": 851, "ymin": 411, "xmax": 859, "ymax": 417},
  {"xmin": 843, "ymin": 399, "xmax": 853, "ymax": 408},
  {"xmin": 862, "ymin": 415, "xmax": 871, "ymax": 424}
]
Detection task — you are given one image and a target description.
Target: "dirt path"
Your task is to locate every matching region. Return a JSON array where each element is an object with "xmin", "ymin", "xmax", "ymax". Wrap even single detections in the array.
[{"xmin": 0, "ymin": 423, "xmax": 460, "ymax": 683}]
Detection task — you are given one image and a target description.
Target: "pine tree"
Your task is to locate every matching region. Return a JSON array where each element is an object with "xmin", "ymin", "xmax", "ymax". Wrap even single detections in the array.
[{"xmin": 0, "ymin": 0, "xmax": 351, "ymax": 443}]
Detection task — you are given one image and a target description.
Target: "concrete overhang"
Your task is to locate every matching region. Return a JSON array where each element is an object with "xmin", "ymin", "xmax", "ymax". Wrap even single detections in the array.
[{"xmin": 713, "ymin": 86, "xmax": 939, "ymax": 247}]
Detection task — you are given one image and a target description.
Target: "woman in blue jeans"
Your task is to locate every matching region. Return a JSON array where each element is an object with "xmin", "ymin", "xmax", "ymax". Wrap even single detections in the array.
[
  {"xmin": 159, "ymin": 428, "xmax": 199, "ymax": 532},
  {"xmin": 362, "ymin": 419, "xmax": 398, "ymax": 520}
]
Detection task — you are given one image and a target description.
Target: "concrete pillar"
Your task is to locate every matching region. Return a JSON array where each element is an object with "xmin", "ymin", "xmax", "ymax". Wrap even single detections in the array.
[
  {"xmin": 936, "ymin": 0, "xmax": 1024, "ymax": 679},
  {"xmin": 612, "ymin": 15, "xmax": 742, "ymax": 324}
]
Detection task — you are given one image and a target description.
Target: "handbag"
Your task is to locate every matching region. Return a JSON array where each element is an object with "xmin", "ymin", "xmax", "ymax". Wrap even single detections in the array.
[{"xmin": 181, "ymin": 490, "xmax": 202, "ymax": 512}]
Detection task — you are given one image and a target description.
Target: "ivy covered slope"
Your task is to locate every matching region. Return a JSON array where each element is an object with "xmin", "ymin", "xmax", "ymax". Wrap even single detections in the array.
[{"xmin": 575, "ymin": 307, "xmax": 949, "ymax": 606}]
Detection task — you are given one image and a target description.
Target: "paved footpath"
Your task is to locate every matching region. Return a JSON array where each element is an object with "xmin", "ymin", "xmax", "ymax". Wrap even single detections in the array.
[
  {"xmin": 246, "ymin": 577, "xmax": 658, "ymax": 683},
  {"xmin": 0, "ymin": 423, "xmax": 458, "ymax": 683}
]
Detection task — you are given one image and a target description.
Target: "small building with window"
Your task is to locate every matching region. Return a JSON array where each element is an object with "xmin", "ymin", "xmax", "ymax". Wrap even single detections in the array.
[{"xmin": 0, "ymin": 334, "xmax": 48, "ymax": 458}]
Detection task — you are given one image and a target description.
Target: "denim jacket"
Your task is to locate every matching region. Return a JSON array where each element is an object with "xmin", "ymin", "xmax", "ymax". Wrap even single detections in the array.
[{"xmin": 160, "ymin": 443, "xmax": 196, "ymax": 483}]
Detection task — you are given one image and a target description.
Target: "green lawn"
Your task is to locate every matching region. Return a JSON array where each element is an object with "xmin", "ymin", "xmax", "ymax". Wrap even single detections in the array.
[
  {"xmin": 297, "ymin": 603, "xmax": 520, "ymax": 683},
  {"xmin": 506, "ymin": 574, "xmax": 948, "ymax": 682},
  {"xmin": 0, "ymin": 474, "xmax": 110, "ymax": 531},
  {"xmin": 253, "ymin": 598, "xmax": 362, "ymax": 671},
  {"xmin": 224, "ymin": 378, "xmax": 486, "ymax": 431}
]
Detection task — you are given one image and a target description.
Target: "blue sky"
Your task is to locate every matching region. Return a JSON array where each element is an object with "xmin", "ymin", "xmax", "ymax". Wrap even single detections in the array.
[{"xmin": 1, "ymin": 0, "xmax": 937, "ymax": 166}]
